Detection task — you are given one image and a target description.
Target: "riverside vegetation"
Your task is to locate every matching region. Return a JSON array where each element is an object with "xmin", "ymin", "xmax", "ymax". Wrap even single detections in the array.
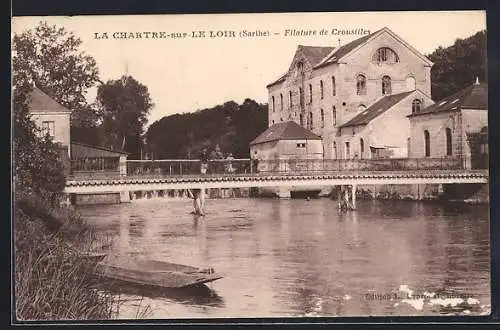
[{"xmin": 12, "ymin": 84, "xmax": 139, "ymax": 320}]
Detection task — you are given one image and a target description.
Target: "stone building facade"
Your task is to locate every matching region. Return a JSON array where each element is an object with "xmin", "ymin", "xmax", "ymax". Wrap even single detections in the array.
[
  {"xmin": 408, "ymin": 81, "xmax": 488, "ymax": 169},
  {"xmin": 266, "ymin": 27, "xmax": 433, "ymax": 159}
]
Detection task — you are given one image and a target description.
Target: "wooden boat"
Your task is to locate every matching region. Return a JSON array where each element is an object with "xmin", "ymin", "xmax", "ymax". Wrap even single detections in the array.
[{"xmin": 94, "ymin": 258, "xmax": 224, "ymax": 289}]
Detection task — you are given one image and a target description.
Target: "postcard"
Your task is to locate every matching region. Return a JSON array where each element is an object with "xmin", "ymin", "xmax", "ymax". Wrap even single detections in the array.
[{"xmin": 11, "ymin": 11, "xmax": 489, "ymax": 321}]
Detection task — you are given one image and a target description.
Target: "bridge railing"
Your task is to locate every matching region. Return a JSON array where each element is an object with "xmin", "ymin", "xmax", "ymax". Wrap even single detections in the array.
[
  {"xmin": 118, "ymin": 157, "xmax": 464, "ymax": 177},
  {"xmin": 255, "ymin": 157, "xmax": 464, "ymax": 174},
  {"xmin": 125, "ymin": 159, "xmax": 252, "ymax": 176}
]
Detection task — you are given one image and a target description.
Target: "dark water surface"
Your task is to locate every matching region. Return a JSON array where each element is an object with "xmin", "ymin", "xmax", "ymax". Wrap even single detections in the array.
[{"xmin": 77, "ymin": 198, "xmax": 491, "ymax": 318}]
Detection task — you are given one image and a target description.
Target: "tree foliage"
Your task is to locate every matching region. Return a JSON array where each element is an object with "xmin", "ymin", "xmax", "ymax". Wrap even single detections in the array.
[
  {"xmin": 12, "ymin": 21, "xmax": 101, "ymax": 128},
  {"xmin": 427, "ymin": 30, "xmax": 487, "ymax": 101},
  {"xmin": 97, "ymin": 75, "xmax": 154, "ymax": 159},
  {"xmin": 146, "ymin": 99, "xmax": 267, "ymax": 159},
  {"xmin": 13, "ymin": 82, "xmax": 67, "ymax": 201}
]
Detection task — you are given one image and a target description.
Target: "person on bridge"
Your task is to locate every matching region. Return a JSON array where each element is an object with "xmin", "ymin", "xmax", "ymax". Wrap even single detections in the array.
[{"xmin": 200, "ymin": 148, "xmax": 209, "ymax": 174}]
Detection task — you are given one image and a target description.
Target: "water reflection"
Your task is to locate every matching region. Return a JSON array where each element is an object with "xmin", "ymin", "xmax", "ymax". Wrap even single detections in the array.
[{"xmin": 78, "ymin": 198, "xmax": 490, "ymax": 318}]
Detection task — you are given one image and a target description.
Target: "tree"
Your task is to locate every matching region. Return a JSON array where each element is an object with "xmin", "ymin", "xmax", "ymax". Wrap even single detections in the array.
[
  {"xmin": 13, "ymin": 82, "xmax": 66, "ymax": 202},
  {"xmin": 12, "ymin": 21, "xmax": 101, "ymax": 128},
  {"xmin": 97, "ymin": 75, "xmax": 154, "ymax": 159},
  {"xmin": 427, "ymin": 30, "xmax": 487, "ymax": 100}
]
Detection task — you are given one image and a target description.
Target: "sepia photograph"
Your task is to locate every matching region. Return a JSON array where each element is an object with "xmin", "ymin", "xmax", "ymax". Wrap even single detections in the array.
[{"xmin": 11, "ymin": 10, "xmax": 490, "ymax": 321}]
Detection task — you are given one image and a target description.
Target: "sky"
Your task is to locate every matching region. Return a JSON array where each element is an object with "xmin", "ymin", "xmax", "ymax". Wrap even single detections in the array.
[{"xmin": 11, "ymin": 11, "xmax": 487, "ymax": 127}]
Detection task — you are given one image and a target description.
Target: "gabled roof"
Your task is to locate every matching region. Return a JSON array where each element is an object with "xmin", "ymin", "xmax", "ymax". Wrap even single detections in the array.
[
  {"xmin": 71, "ymin": 142, "xmax": 128, "ymax": 159},
  {"xmin": 266, "ymin": 45, "xmax": 334, "ymax": 88},
  {"xmin": 340, "ymin": 91, "xmax": 415, "ymax": 128},
  {"xmin": 300, "ymin": 45, "xmax": 335, "ymax": 66},
  {"xmin": 314, "ymin": 30, "xmax": 379, "ymax": 68},
  {"xmin": 250, "ymin": 121, "xmax": 322, "ymax": 145},
  {"xmin": 408, "ymin": 82, "xmax": 487, "ymax": 117},
  {"xmin": 315, "ymin": 27, "xmax": 433, "ymax": 68},
  {"xmin": 27, "ymin": 86, "xmax": 70, "ymax": 113}
]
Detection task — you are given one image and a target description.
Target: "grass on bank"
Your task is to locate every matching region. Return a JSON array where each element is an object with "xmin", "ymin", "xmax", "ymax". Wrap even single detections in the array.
[{"xmin": 14, "ymin": 192, "xmax": 120, "ymax": 321}]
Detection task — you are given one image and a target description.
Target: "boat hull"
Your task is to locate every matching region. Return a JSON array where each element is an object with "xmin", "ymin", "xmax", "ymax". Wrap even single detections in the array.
[{"xmin": 95, "ymin": 259, "xmax": 223, "ymax": 289}]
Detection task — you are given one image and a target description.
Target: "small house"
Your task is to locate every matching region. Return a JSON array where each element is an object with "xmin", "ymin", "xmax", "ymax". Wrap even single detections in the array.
[
  {"xmin": 250, "ymin": 121, "xmax": 323, "ymax": 173},
  {"xmin": 337, "ymin": 89, "xmax": 433, "ymax": 159},
  {"xmin": 407, "ymin": 80, "xmax": 488, "ymax": 169}
]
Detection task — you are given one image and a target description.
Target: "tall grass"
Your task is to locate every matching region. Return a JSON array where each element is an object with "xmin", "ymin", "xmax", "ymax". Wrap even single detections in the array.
[{"xmin": 14, "ymin": 192, "xmax": 119, "ymax": 320}]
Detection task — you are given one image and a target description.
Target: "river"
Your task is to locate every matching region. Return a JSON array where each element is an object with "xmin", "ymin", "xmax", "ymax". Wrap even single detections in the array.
[{"xmin": 77, "ymin": 197, "xmax": 491, "ymax": 319}]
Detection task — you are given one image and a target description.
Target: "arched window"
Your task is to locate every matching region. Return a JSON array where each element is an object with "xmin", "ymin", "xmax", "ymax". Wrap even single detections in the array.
[
  {"xmin": 356, "ymin": 74, "xmax": 366, "ymax": 95},
  {"xmin": 299, "ymin": 87, "xmax": 304, "ymax": 106},
  {"xmin": 332, "ymin": 76, "xmax": 336, "ymax": 96},
  {"xmin": 289, "ymin": 90, "xmax": 293, "ymax": 108},
  {"xmin": 373, "ymin": 47, "xmax": 399, "ymax": 63},
  {"xmin": 424, "ymin": 130, "xmax": 430, "ymax": 157},
  {"xmin": 360, "ymin": 138, "xmax": 364, "ymax": 159},
  {"xmin": 272, "ymin": 120, "xmax": 275, "ymax": 124},
  {"xmin": 406, "ymin": 76, "xmax": 416, "ymax": 91},
  {"xmin": 309, "ymin": 84, "xmax": 313, "ymax": 104},
  {"xmin": 320, "ymin": 109, "xmax": 325, "ymax": 127},
  {"xmin": 412, "ymin": 99, "xmax": 422, "ymax": 114},
  {"xmin": 382, "ymin": 75, "xmax": 392, "ymax": 95},
  {"xmin": 308, "ymin": 112, "xmax": 313, "ymax": 130},
  {"xmin": 280, "ymin": 93, "xmax": 283, "ymax": 111},
  {"xmin": 299, "ymin": 113, "xmax": 304, "ymax": 127},
  {"xmin": 333, "ymin": 141, "xmax": 337, "ymax": 159},
  {"xmin": 320, "ymin": 80, "xmax": 324, "ymax": 99},
  {"xmin": 272, "ymin": 96, "xmax": 275, "ymax": 112},
  {"xmin": 280, "ymin": 118, "xmax": 283, "ymax": 122},
  {"xmin": 332, "ymin": 106, "xmax": 337, "ymax": 126},
  {"xmin": 345, "ymin": 142, "xmax": 350, "ymax": 159},
  {"xmin": 446, "ymin": 128, "xmax": 452, "ymax": 156}
]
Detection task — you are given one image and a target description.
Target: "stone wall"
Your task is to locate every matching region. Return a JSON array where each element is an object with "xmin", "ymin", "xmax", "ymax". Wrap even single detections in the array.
[{"xmin": 74, "ymin": 193, "xmax": 121, "ymax": 205}]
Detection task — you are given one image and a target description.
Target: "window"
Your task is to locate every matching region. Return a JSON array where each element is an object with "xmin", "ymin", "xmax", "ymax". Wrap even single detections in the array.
[
  {"xmin": 360, "ymin": 138, "xmax": 364, "ymax": 159},
  {"xmin": 280, "ymin": 93, "xmax": 283, "ymax": 111},
  {"xmin": 356, "ymin": 74, "xmax": 366, "ymax": 95},
  {"xmin": 332, "ymin": 106, "xmax": 337, "ymax": 126},
  {"xmin": 333, "ymin": 141, "xmax": 337, "ymax": 159},
  {"xmin": 345, "ymin": 142, "xmax": 350, "ymax": 159},
  {"xmin": 320, "ymin": 80, "xmax": 324, "ymax": 99},
  {"xmin": 406, "ymin": 76, "xmax": 416, "ymax": 91},
  {"xmin": 373, "ymin": 47, "xmax": 399, "ymax": 63},
  {"xmin": 309, "ymin": 84, "xmax": 313, "ymax": 104},
  {"xmin": 296, "ymin": 143, "xmax": 306, "ymax": 148},
  {"xmin": 382, "ymin": 75, "xmax": 392, "ymax": 95},
  {"xmin": 272, "ymin": 96, "xmax": 275, "ymax": 112},
  {"xmin": 424, "ymin": 130, "xmax": 430, "ymax": 157},
  {"xmin": 299, "ymin": 113, "xmax": 304, "ymax": 127},
  {"xmin": 280, "ymin": 118, "xmax": 283, "ymax": 121},
  {"xmin": 320, "ymin": 109, "xmax": 325, "ymax": 127},
  {"xmin": 412, "ymin": 99, "xmax": 422, "ymax": 114},
  {"xmin": 272, "ymin": 120, "xmax": 275, "ymax": 124},
  {"xmin": 299, "ymin": 87, "xmax": 304, "ymax": 106},
  {"xmin": 446, "ymin": 128, "xmax": 452, "ymax": 156},
  {"xmin": 308, "ymin": 112, "xmax": 313, "ymax": 130},
  {"xmin": 42, "ymin": 121, "xmax": 55, "ymax": 137},
  {"xmin": 289, "ymin": 91, "xmax": 293, "ymax": 108},
  {"xmin": 332, "ymin": 76, "xmax": 336, "ymax": 96}
]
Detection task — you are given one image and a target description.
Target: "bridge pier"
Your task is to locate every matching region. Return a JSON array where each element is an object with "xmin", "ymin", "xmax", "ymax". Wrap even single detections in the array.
[
  {"xmin": 351, "ymin": 184, "xmax": 357, "ymax": 210},
  {"xmin": 120, "ymin": 191, "xmax": 131, "ymax": 203},
  {"xmin": 277, "ymin": 187, "xmax": 291, "ymax": 199}
]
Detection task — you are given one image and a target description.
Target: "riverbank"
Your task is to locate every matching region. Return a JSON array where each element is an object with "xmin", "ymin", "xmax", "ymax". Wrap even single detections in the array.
[{"xmin": 14, "ymin": 192, "xmax": 118, "ymax": 320}]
